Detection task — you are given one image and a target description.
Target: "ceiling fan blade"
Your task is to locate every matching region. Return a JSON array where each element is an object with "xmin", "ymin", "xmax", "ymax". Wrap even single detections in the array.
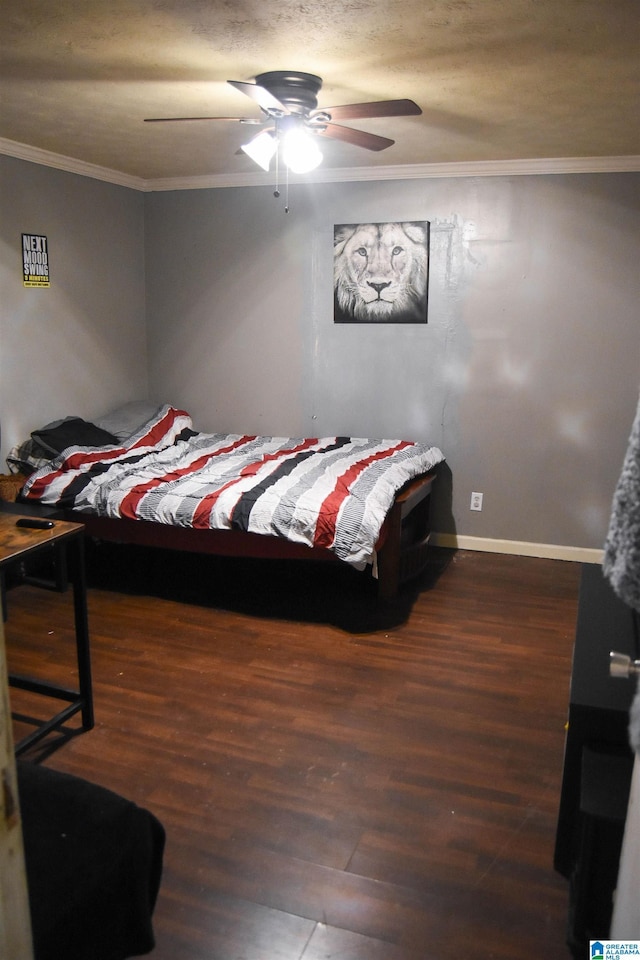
[
  {"xmin": 317, "ymin": 122, "xmax": 395, "ymax": 151},
  {"xmin": 228, "ymin": 80, "xmax": 289, "ymax": 115},
  {"xmin": 144, "ymin": 116, "xmax": 263, "ymax": 123},
  {"xmin": 320, "ymin": 99, "xmax": 421, "ymax": 122}
]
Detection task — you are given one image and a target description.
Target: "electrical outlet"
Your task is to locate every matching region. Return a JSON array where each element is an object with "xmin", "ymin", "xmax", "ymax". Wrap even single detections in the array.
[{"xmin": 470, "ymin": 491, "xmax": 483, "ymax": 511}]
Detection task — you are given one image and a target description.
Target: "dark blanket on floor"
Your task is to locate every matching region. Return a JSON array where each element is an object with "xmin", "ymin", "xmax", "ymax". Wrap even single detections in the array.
[{"xmin": 18, "ymin": 762, "xmax": 165, "ymax": 960}]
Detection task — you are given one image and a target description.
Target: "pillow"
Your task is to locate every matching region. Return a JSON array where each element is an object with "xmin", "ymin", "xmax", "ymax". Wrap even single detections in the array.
[
  {"xmin": 31, "ymin": 417, "xmax": 119, "ymax": 455},
  {"xmin": 93, "ymin": 401, "xmax": 162, "ymax": 441}
]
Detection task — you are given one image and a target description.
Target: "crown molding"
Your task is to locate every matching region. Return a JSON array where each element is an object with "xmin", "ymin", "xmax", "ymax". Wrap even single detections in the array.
[
  {"xmin": 148, "ymin": 154, "xmax": 640, "ymax": 192},
  {"xmin": 0, "ymin": 137, "xmax": 147, "ymax": 191},
  {"xmin": 1, "ymin": 136, "xmax": 639, "ymax": 192}
]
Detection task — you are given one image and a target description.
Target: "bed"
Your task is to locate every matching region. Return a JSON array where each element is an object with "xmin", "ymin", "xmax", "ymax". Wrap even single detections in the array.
[{"xmin": 10, "ymin": 403, "xmax": 445, "ymax": 600}]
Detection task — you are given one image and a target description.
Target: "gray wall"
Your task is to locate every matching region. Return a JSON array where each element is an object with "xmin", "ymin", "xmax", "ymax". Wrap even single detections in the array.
[
  {"xmin": 145, "ymin": 172, "xmax": 640, "ymax": 550},
  {"xmin": 1, "ymin": 154, "xmax": 638, "ymax": 551},
  {"xmin": 0, "ymin": 155, "xmax": 148, "ymax": 462}
]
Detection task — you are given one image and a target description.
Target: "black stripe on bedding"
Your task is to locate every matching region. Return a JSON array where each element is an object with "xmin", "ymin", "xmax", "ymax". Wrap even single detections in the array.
[
  {"xmin": 55, "ymin": 447, "xmax": 172, "ymax": 507},
  {"xmin": 268, "ymin": 439, "xmax": 385, "ymax": 544},
  {"xmin": 230, "ymin": 437, "xmax": 352, "ymax": 532}
]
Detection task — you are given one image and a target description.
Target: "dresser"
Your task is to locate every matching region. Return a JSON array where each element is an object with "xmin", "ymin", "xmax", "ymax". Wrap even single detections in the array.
[{"xmin": 555, "ymin": 563, "xmax": 636, "ymax": 950}]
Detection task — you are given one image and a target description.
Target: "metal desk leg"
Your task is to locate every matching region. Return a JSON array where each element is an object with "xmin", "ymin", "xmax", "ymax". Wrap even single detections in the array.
[{"xmin": 68, "ymin": 534, "xmax": 94, "ymax": 731}]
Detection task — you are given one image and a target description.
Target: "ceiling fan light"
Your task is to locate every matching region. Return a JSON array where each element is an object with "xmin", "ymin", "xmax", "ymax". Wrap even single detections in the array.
[
  {"xmin": 241, "ymin": 130, "xmax": 277, "ymax": 171},
  {"xmin": 282, "ymin": 128, "xmax": 323, "ymax": 174}
]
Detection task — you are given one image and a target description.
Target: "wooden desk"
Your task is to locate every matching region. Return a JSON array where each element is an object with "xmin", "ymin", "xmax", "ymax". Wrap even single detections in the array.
[{"xmin": 0, "ymin": 512, "xmax": 94, "ymax": 754}]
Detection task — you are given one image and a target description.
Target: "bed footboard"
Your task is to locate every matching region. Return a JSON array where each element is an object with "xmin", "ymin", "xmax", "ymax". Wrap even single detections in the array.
[{"xmin": 376, "ymin": 473, "xmax": 436, "ymax": 601}]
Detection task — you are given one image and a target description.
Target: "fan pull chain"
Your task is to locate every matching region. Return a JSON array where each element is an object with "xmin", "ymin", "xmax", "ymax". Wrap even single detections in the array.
[{"xmin": 272, "ymin": 146, "xmax": 290, "ymax": 212}]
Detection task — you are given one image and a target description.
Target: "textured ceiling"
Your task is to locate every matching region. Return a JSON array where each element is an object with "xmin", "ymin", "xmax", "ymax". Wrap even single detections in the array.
[{"xmin": 1, "ymin": 0, "xmax": 639, "ymax": 184}]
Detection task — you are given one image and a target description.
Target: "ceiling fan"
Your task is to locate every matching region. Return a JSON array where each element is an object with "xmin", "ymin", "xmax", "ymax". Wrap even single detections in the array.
[{"xmin": 144, "ymin": 71, "xmax": 422, "ymax": 172}]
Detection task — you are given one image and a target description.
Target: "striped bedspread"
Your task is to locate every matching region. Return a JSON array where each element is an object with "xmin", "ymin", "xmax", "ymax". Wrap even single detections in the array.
[{"xmin": 21, "ymin": 406, "xmax": 445, "ymax": 568}]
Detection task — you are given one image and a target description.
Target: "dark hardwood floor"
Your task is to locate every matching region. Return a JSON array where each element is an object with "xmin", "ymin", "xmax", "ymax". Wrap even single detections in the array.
[{"xmin": 6, "ymin": 544, "xmax": 581, "ymax": 959}]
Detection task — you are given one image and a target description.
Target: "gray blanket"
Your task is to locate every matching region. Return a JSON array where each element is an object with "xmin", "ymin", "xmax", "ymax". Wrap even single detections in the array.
[{"xmin": 603, "ymin": 393, "xmax": 640, "ymax": 754}]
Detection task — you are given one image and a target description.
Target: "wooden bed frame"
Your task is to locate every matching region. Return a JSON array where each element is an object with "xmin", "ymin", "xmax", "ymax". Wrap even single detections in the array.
[{"xmin": 60, "ymin": 472, "xmax": 437, "ymax": 601}]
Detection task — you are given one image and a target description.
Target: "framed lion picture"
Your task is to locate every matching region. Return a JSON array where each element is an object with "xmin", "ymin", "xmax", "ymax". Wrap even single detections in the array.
[{"xmin": 333, "ymin": 221, "xmax": 430, "ymax": 324}]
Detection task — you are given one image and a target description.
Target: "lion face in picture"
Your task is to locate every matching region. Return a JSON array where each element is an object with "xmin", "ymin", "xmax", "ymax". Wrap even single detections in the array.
[{"xmin": 334, "ymin": 222, "xmax": 429, "ymax": 323}]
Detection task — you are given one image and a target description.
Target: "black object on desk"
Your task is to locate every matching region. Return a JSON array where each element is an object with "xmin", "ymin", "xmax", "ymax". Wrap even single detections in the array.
[
  {"xmin": 1, "ymin": 510, "xmax": 94, "ymax": 753},
  {"xmin": 16, "ymin": 517, "xmax": 55, "ymax": 530}
]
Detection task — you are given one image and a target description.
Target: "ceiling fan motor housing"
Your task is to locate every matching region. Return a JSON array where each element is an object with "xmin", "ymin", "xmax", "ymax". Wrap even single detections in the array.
[{"xmin": 255, "ymin": 71, "xmax": 323, "ymax": 114}]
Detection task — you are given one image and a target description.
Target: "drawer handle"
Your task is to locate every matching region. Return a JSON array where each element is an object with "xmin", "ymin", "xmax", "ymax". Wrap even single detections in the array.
[{"xmin": 610, "ymin": 650, "xmax": 640, "ymax": 679}]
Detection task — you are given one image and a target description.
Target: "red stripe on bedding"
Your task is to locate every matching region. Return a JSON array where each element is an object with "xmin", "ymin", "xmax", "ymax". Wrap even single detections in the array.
[
  {"xmin": 66, "ymin": 406, "xmax": 187, "ymax": 472},
  {"xmin": 120, "ymin": 435, "xmax": 258, "ymax": 520},
  {"xmin": 191, "ymin": 437, "xmax": 321, "ymax": 527},
  {"xmin": 24, "ymin": 469, "xmax": 78, "ymax": 501},
  {"xmin": 24, "ymin": 470, "xmax": 62, "ymax": 499},
  {"xmin": 130, "ymin": 408, "xmax": 189, "ymax": 450},
  {"xmin": 62, "ymin": 445, "xmax": 126, "ymax": 471},
  {"xmin": 313, "ymin": 441, "xmax": 410, "ymax": 549},
  {"xmin": 24, "ymin": 406, "xmax": 189, "ymax": 501},
  {"xmin": 24, "ymin": 443, "xmax": 127, "ymax": 498}
]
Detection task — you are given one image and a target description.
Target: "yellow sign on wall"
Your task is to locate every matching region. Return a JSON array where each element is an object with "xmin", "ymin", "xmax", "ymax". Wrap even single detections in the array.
[{"xmin": 22, "ymin": 234, "xmax": 50, "ymax": 287}]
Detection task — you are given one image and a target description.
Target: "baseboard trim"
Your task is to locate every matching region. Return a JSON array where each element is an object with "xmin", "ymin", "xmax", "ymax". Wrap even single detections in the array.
[{"xmin": 431, "ymin": 533, "xmax": 603, "ymax": 564}]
